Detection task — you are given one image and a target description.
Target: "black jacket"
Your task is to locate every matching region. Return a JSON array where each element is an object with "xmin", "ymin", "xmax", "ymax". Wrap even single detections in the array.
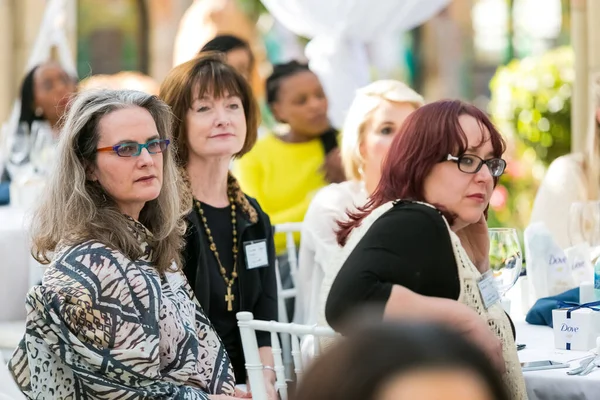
[{"xmin": 183, "ymin": 195, "xmax": 278, "ymax": 348}]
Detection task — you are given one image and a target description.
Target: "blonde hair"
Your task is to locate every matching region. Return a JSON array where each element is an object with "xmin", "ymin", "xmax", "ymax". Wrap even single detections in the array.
[
  {"xmin": 341, "ymin": 80, "xmax": 424, "ymax": 181},
  {"xmin": 585, "ymin": 74, "xmax": 600, "ymax": 199},
  {"xmin": 31, "ymin": 89, "xmax": 190, "ymax": 273}
]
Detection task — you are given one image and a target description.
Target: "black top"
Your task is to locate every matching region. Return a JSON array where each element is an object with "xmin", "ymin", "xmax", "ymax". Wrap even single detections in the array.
[
  {"xmin": 190, "ymin": 202, "xmax": 241, "ymax": 378},
  {"xmin": 325, "ymin": 201, "xmax": 515, "ymax": 337},
  {"xmin": 319, "ymin": 127, "xmax": 339, "ymax": 155},
  {"xmin": 183, "ymin": 195, "xmax": 277, "ymax": 384}
]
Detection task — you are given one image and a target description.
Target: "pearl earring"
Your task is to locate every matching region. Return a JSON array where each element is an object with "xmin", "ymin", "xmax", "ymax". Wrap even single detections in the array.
[
  {"xmin": 34, "ymin": 107, "xmax": 43, "ymax": 117},
  {"xmin": 358, "ymin": 165, "xmax": 365, "ymax": 179}
]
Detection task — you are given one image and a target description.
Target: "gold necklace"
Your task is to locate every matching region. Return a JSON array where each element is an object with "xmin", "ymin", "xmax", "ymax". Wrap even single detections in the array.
[{"xmin": 194, "ymin": 196, "xmax": 238, "ymax": 311}]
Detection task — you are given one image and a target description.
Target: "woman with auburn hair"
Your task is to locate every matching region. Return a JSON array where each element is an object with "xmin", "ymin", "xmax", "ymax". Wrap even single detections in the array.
[
  {"xmin": 323, "ymin": 100, "xmax": 527, "ymax": 399},
  {"xmin": 295, "ymin": 79, "xmax": 423, "ymax": 325},
  {"xmin": 160, "ymin": 53, "xmax": 278, "ymax": 398},
  {"xmin": 8, "ymin": 89, "xmax": 240, "ymax": 398}
]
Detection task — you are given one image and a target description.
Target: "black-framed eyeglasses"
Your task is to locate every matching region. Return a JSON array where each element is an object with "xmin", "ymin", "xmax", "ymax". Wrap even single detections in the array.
[
  {"xmin": 446, "ymin": 154, "xmax": 506, "ymax": 178},
  {"xmin": 97, "ymin": 139, "xmax": 170, "ymax": 157}
]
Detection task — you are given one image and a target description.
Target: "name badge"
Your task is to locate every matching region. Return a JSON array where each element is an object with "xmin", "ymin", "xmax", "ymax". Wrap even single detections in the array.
[
  {"xmin": 477, "ymin": 271, "xmax": 500, "ymax": 310},
  {"xmin": 244, "ymin": 240, "xmax": 269, "ymax": 270}
]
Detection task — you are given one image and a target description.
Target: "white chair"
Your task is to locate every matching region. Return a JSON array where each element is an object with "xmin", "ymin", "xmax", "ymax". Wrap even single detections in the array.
[
  {"xmin": 273, "ymin": 222, "xmax": 302, "ymax": 376},
  {"xmin": 273, "ymin": 222, "xmax": 302, "ymax": 323},
  {"xmin": 237, "ymin": 311, "xmax": 336, "ymax": 400}
]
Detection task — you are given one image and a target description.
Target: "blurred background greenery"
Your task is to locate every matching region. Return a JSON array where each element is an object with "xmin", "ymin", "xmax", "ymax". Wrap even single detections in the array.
[{"xmin": 487, "ymin": 46, "xmax": 574, "ymax": 231}]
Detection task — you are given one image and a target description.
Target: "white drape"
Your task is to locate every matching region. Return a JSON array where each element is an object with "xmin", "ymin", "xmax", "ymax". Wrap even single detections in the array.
[{"xmin": 260, "ymin": 0, "xmax": 450, "ymax": 127}]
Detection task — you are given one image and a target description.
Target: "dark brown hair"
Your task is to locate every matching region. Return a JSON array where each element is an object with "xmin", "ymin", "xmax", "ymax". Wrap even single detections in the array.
[
  {"xmin": 294, "ymin": 321, "xmax": 510, "ymax": 400},
  {"xmin": 200, "ymin": 34, "xmax": 255, "ymax": 71},
  {"xmin": 159, "ymin": 52, "xmax": 260, "ymax": 166},
  {"xmin": 337, "ymin": 99, "xmax": 506, "ymax": 246}
]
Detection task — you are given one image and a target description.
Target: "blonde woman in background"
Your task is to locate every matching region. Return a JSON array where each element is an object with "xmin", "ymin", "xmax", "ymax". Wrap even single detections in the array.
[
  {"xmin": 294, "ymin": 80, "xmax": 424, "ymax": 325},
  {"xmin": 530, "ymin": 75, "xmax": 600, "ymax": 248}
]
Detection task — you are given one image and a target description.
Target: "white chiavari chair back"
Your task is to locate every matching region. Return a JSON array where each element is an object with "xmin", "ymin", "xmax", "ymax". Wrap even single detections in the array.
[
  {"xmin": 237, "ymin": 311, "xmax": 336, "ymax": 400},
  {"xmin": 273, "ymin": 222, "xmax": 302, "ymax": 319},
  {"xmin": 273, "ymin": 222, "xmax": 302, "ymax": 377}
]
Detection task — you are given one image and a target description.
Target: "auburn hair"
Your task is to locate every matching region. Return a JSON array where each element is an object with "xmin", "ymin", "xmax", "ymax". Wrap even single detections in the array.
[{"xmin": 337, "ymin": 99, "xmax": 506, "ymax": 246}]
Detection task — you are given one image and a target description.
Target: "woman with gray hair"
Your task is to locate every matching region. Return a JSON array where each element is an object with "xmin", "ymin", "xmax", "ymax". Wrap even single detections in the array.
[
  {"xmin": 8, "ymin": 89, "xmax": 242, "ymax": 399},
  {"xmin": 295, "ymin": 80, "xmax": 423, "ymax": 325}
]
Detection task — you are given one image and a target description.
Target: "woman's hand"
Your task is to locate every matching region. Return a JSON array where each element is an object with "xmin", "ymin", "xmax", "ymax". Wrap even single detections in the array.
[
  {"xmin": 461, "ymin": 314, "xmax": 506, "ymax": 373},
  {"xmin": 456, "ymin": 213, "xmax": 490, "ymax": 273},
  {"xmin": 245, "ymin": 373, "xmax": 278, "ymax": 400},
  {"xmin": 320, "ymin": 148, "xmax": 345, "ymax": 183},
  {"xmin": 233, "ymin": 388, "xmax": 253, "ymax": 398},
  {"xmin": 209, "ymin": 388, "xmax": 252, "ymax": 399},
  {"xmin": 265, "ymin": 379, "xmax": 278, "ymax": 400}
]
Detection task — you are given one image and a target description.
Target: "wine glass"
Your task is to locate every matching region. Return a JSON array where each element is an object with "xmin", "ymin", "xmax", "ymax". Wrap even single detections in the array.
[
  {"xmin": 30, "ymin": 121, "xmax": 55, "ymax": 176},
  {"xmin": 9, "ymin": 122, "xmax": 30, "ymax": 167},
  {"xmin": 488, "ymin": 228, "xmax": 523, "ymax": 296}
]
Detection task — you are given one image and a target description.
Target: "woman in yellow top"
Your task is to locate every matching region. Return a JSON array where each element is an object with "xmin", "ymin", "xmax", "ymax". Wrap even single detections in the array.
[{"xmin": 234, "ymin": 60, "xmax": 344, "ymax": 254}]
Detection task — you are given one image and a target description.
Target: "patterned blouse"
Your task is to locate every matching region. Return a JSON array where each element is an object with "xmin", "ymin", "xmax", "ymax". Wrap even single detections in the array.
[{"xmin": 8, "ymin": 220, "xmax": 236, "ymax": 399}]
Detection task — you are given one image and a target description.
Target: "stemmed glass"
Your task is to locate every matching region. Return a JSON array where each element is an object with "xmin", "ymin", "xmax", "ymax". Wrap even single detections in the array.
[
  {"xmin": 30, "ymin": 121, "xmax": 55, "ymax": 176},
  {"xmin": 488, "ymin": 228, "xmax": 523, "ymax": 296},
  {"xmin": 9, "ymin": 122, "xmax": 30, "ymax": 167}
]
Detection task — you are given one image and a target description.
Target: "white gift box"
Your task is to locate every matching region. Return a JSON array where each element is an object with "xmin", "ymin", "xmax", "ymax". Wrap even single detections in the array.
[{"xmin": 552, "ymin": 307, "xmax": 600, "ymax": 351}]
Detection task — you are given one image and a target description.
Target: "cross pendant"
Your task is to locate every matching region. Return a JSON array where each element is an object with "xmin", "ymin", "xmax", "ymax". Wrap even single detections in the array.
[{"xmin": 225, "ymin": 286, "xmax": 235, "ymax": 312}]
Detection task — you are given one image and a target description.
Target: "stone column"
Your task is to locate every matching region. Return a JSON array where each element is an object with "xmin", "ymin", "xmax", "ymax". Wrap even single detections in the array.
[
  {"xmin": 571, "ymin": 0, "xmax": 588, "ymax": 153},
  {"xmin": 0, "ymin": 0, "xmax": 14, "ymax": 125},
  {"xmin": 148, "ymin": 0, "xmax": 193, "ymax": 82}
]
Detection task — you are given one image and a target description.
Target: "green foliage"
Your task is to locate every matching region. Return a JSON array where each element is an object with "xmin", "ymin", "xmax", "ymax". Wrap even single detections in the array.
[
  {"xmin": 487, "ymin": 46, "xmax": 574, "ymax": 232},
  {"xmin": 489, "ymin": 46, "xmax": 573, "ymax": 166}
]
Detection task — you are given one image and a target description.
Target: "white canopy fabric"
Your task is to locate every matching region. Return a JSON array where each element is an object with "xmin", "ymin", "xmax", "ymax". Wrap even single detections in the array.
[{"xmin": 260, "ymin": 0, "xmax": 450, "ymax": 127}]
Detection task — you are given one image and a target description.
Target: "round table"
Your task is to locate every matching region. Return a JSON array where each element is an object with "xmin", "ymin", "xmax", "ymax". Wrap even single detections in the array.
[{"xmin": 517, "ymin": 321, "xmax": 600, "ymax": 400}]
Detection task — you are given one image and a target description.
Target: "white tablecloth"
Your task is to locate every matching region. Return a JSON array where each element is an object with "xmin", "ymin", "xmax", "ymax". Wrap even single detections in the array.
[
  {"xmin": 0, "ymin": 206, "xmax": 41, "ymax": 321},
  {"xmin": 517, "ymin": 321, "xmax": 600, "ymax": 400}
]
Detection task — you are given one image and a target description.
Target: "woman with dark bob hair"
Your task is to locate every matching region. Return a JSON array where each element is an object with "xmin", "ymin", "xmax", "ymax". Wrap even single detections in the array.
[
  {"xmin": 294, "ymin": 321, "xmax": 511, "ymax": 400},
  {"xmin": 322, "ymin": 100, "xmax": 527, "ymax": 399},
  {"xmin": 160, "ymin": 53, "xmax": 278, "ymax": 398}
]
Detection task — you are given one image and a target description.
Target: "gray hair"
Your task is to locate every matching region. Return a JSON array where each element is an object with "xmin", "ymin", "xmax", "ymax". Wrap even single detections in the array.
[{"xmin": 31, "ymin": 89, "xmax": 190, "ymax": 273}]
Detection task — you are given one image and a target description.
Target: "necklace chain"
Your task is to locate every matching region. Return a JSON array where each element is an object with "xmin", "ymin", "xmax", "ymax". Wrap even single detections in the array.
[{"xmin": 194, "ymin": 196, "xmax": 238, "ymax": 311}]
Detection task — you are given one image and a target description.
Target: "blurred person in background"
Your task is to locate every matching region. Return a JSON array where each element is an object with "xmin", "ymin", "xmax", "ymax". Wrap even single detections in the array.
[
  {"xmin": 1, "ymin": 61, "xmax": 78, "ymax": 203},
  {"xmin": 200, "ymin": 35, "xmax": 254, "ymax": 82},
  {"xmin": 324, "ymin": 100, "xmax": 527, "ymax": 399},
  {"xmin": 17, "ymin": 61, "xmax": 77, "ymax": 133},
  {"xmin": 530, "ymin": 74, "xmax": 600, "ymax": 248},
  {"xmin": 295, "ymin": 80, "xmax": 424, "ymax": 325},
  {"xmin": 160, "ymin": 54, "xmax": 278, "ymax": 399},
  {"xmin": 294, "ymin": 321, "xmax": 511, "ymax": 400},
  {"xmin": 8, "ymin": 89, "xmax": 245, "ymax": 398},
  {"xmin": 234, "ymin": 62, "xmax": 344, "ymax": 320}
]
